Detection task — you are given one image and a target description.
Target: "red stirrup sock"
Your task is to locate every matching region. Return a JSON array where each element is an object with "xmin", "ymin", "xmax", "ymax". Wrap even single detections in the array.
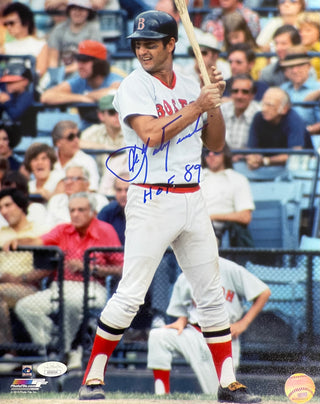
[
  {"xmin": 153, "ymin": 369, "xmax": 170, "ymax": 394},
  {"xmin": 203, "ymin": 326, "xmax": 236, "ymax": 387},
  {"xmin": 82, "ymin": 320, "xmax": 126, "ymax": 385}
]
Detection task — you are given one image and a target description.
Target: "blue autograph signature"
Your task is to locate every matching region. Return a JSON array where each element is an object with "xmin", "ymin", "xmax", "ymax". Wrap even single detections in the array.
[{"xmin": 106, "ymin": 113, "xmax": 205, "ymax": 181}]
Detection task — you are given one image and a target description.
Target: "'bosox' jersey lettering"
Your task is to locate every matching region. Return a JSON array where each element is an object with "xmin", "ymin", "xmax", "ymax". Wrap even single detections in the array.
[{"xmin": 156, "ymin": 98, "xmax": 188, "ymax": 117}]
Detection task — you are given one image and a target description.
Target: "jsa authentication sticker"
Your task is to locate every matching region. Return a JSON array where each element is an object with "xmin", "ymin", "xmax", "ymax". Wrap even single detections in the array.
[{"xmin": 37, "ymin": 361, "xmax": 67, "ymax": 377}]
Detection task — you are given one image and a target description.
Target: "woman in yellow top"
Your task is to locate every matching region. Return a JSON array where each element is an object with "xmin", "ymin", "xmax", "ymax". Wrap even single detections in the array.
[
  {"xmin": 222, "ymin": 12, "xmax": 268, "ymax": 81},
  {"xmin": 297, "ymin": 12, "xmax": 320, "ymax": 79}
]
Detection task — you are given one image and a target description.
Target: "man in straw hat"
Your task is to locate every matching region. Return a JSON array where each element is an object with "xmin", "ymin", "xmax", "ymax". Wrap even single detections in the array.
[{"xmin": 280, "ymin": 45, "xmax": 320, "ymax": 127}]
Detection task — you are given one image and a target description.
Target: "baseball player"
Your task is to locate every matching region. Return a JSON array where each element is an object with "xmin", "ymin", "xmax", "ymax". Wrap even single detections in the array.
[
  {"xmin": 79, "ymin": 10, "xmax": 261, "ymax": 402},
  {"xmin": 147, "ymin": 257, "xmax": 271, "ymax": 395}
]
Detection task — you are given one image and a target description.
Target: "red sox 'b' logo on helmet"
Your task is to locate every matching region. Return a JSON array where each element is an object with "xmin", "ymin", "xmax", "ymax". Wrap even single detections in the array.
[{"xmin": 137, "ymin": 18, "xmax": 145, "ymax": 30}]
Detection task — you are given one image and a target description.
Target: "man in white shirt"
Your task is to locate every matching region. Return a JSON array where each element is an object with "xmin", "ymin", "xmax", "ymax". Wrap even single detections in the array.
[
  {"xmin": 47, "ymin": 164, "xmax": 108, "ymax": 226},
  {"xmin": 201, "ymin": 143, "xmax": 255, "ymax": 245},
  {"xmin": 178, "ymin": 28, "xmax": 231, "ymax": 81}
]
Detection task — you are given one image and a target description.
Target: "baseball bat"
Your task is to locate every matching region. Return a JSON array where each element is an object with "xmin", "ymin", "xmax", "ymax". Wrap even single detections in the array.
[{"xmin": 173, "ymin": 0, "xmax": 210, "ymax": 86}]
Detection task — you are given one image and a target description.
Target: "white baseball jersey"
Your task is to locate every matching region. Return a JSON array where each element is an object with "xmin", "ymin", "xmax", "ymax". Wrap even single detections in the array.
[
  {"xmin": 113, "ymin": 66, "xmax": 203, "ymax": 184},
  {"xmin": 147, "ymin": 257, "xmax": 269, "ymax": 394},
  {"xmin": 167, "ymin": 257, "xmax": 269, "ymax": 324}
]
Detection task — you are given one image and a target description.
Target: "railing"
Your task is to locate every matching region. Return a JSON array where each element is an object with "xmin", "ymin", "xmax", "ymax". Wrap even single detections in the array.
[
  {"xmin": 81, "ymin": 247, "xmax": 320, "ymax": 372},
  {"xmin": 0, "ymin": 246, "xmax": 65, "ymax": 365},
  {"xmin": 219, "ymin": 248, "xmax": 320, "ymax": 371}
]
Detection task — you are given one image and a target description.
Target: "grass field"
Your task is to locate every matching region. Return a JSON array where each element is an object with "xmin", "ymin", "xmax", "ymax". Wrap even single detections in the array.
[{"xmin": 0, "ymin": 392, "xmax": 294, "ymax": 404}]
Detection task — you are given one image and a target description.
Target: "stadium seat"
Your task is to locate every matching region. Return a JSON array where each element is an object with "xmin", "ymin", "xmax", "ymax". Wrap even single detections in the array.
[
  {"xmin": 286, "ymin": 154, "xmax": 320, "ymax": 236},
  {"xmin": 98, "ymin": 10, "xmax": 129, "ymax": 51},
  {"xmin": 245, "ymin": 261, "xmax": 306, "ymax": 341},
  {"xmin": 248, "ymin": 181, "xmax": 303, "ymax": 248},
  {"xmin": 233, "ymin": 160, "xmax": 288, "ymax": 181},
  {"xmin": 15, "ymin": 136, "xmax": 53, "ymax": 154},
  {"xmin": 36, "ymin": 110, "xmax": 82, "ymax": 137}
]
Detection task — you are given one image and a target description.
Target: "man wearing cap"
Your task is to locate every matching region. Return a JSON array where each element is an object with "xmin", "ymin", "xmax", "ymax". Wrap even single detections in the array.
[
  {"xmin": 48, "ymin": 0, "xmax": 102, "ymax": 78},
  {"xmin": 41, "ymin": 39, "xmax": 125, "ymax": 128},
  {"xmin": 280, "ymin": 45, "xmax": 320, "ymax": 127},
  {"xmin": 0, "ymin": 62, "xmax": 36, "ymax": 136},
  {"xmin": 180, "ymin": 29, "xmax": 231, "ymax": 82},
  {"xmin": 80, "ymin": 93, "xmax": 128, "ymax": 195}
]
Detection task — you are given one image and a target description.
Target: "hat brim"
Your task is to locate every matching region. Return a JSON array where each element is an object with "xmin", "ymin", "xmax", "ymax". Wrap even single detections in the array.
[
  {"xmin": 188, "ymin": 44, "xmax": 220, "ymax": 54},
  {"xmin": 280, "ymin": 57, "xmax": 310, "ymax": 67},
  {"xmin": 67, "ymin": 4, "xmax": 92, "ymax": 11},
  {"xmin": 127, "ymin": 31, "xmax": 169, "ymax": 40},
  {"xmin": 75, "ymin": 54, "xmax": 96, "ymax": 61},
  {"xmin": 0, "ymin": 75, "xmax": 25, "ymax": 82}
]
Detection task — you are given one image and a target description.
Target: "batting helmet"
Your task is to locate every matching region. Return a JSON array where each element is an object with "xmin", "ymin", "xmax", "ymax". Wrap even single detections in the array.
[{"xmin": 127, "ymin": 10, "xmax": 178, "ymax": 42}]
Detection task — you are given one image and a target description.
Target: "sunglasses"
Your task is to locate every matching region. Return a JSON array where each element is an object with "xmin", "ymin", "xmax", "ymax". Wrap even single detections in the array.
[
  {"xmin": 278, "ymin": 0, "xmax": 299, "ymax": 4},
  {"xmin": 3, "ymin": 20, "xmax": 18, "ymax": 27},
  {"xmin": 62, "ymin": 131, "xmax": 81, "ymax": 141},
  {"xmin": 63, "ymin": 176, "xmax": 87, "ymax": 182},
  {"xmin": 231, "ymin": 88, "xmax": 251, "ymax": 94},
  {"xmin": 75, "ymin": 54, "xmax": 95, "ymax": 62}
]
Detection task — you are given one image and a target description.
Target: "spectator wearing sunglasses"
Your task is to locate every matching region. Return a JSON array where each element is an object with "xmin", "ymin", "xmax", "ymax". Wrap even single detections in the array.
[
  {"xmin": 47, "ymin": 164, "xmax": 108, "ymax": 226},
  {"xmin": 200, "ymin": 143, "xmax": 255, "ymax": 247},
  {"xmin": 41, "ymin": 39, "xmax": 125, "ymax": 129},
  {"xmin": 50, "ymin": 120, "xmax": 100, "ymax": 191},
  {"xmin": 2, "ymin": 2, "xmax": 49, "ymax": 80},
  {"xmin": 80, "ymin": 94, "xmax": 128, "ymax": 196},
  {"xmin": 220, "ymin": 74, "xmax": 260, "ymax": 151},
  {"xmin": 179, "ymin": 29, "xmax": 231, "ymax": 83}
]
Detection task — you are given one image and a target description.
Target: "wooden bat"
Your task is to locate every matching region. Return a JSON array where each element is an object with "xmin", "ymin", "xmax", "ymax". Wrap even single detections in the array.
[{"xmin": 173, "ymin": 0, "xmax": 210, "ymax": 86}]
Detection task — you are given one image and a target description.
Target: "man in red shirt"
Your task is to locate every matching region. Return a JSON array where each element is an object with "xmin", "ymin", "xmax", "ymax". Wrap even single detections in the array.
[{"xmin": 5, "ymin": 192, "xmax": 123, "ymax": 366}]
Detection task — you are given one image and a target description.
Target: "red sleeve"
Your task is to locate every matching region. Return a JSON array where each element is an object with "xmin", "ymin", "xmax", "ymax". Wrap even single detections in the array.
[
  {"xmin": 97, "ymin": 222, "xmax": 123, "ymax": 266},
  {"xmin": 41, "ymin": 224, "xmax": 66, "ymax": 246}
]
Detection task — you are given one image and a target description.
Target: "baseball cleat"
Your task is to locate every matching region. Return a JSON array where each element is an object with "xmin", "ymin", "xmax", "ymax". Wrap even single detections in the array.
[
  {"xmin": 218, "ymin": 381, "xmax": 262, "ymax": 403},
  {"xmin": 78, "ymin": 384, "xmax": 105, "ymax": 400}
]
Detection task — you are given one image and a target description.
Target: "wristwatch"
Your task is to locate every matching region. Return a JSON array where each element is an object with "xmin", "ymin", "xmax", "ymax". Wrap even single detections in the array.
[{"xmin": 263, "ymin": 157, "xmax": 271, "ymax": 166}]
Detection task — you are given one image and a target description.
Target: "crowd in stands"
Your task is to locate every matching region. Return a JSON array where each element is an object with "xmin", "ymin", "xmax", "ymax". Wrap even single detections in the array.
[{"xmin": 0, "ymin": 0, "xmax": 320, "ymax": 376}]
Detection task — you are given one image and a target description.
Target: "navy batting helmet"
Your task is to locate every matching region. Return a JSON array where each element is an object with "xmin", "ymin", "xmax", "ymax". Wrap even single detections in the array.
[{"xmin": 127, "ymin": 10, "xmax": 178, "ymax": 42}]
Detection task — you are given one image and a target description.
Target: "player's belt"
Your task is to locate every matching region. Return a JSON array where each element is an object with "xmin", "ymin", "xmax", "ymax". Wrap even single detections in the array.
[{"xmin": 136, "ymin": 183, "xmax": 200, "ymax": 194}]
